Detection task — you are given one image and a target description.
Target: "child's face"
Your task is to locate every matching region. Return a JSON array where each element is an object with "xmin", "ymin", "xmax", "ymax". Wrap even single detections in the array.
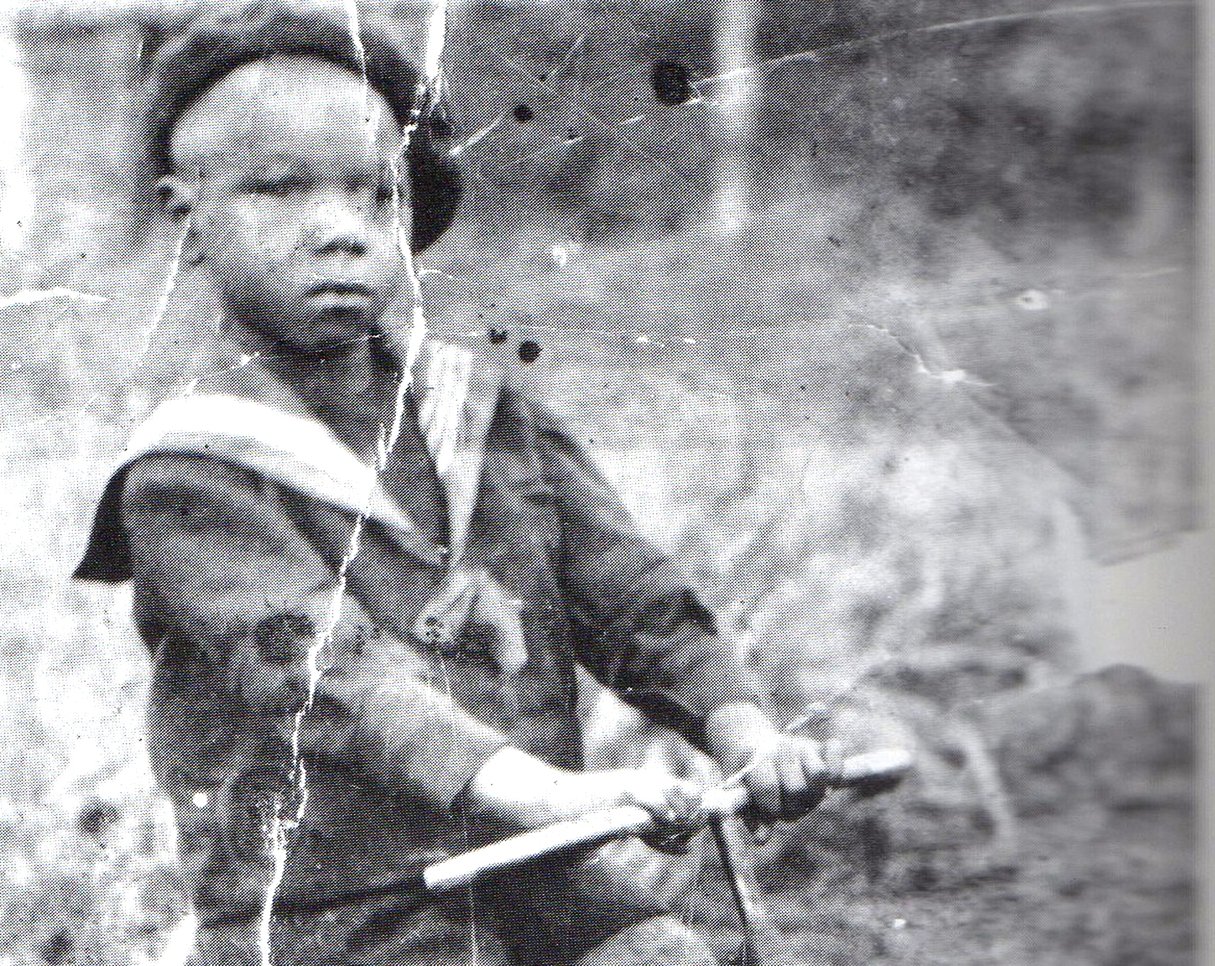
[{"xmin": 163, "ymin": 57, "xmax": 410, "ymax": 350}]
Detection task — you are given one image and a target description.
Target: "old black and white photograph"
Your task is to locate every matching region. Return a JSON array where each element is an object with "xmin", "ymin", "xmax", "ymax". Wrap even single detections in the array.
[{"xmin": 0, "ymin": 0, "xmax": 1203, "ymax": 964}]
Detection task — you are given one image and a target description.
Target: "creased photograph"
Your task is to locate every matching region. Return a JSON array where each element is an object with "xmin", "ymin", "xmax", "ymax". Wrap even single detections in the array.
[{"xmin": 0, "ymin": 1, "xmax": 1200, "ymax": 964}]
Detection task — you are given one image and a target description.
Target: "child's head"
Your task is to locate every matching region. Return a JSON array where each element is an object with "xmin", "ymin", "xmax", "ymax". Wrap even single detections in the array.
[{"xmin": 139, "ymin": 2, "xmax": 462, "ymax": 349}]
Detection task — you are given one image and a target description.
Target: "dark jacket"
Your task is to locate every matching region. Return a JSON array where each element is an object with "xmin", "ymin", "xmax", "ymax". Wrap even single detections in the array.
[{"xmin": 75, "ymin": 349, "xmax": 758, "ymax": 926}]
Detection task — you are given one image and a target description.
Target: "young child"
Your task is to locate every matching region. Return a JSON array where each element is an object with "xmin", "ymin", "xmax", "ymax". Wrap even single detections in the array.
[{"xmin": 76, "ymin": 5, "xmax": 831, "ymax": 964}]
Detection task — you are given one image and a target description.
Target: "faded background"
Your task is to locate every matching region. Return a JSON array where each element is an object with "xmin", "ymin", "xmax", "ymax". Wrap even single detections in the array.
[{"xmin": 0, "ymin": 0, "xmax": 1201, "ymax": 964}]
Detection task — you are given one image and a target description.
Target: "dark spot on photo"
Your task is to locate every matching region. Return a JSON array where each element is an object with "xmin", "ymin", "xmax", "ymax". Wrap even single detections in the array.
[
  {"xmin": 77, "ymin": 799, "xmax": 120, "ymax": 838},
  {"xmin": 489, "ymin": 328, "xmax": 508, "ymax": 345},
  {"xmin": 513, "ymin": 104, "xmax": 534, "ymax": 123},
  {"xmin": 518, "ymin": 341, "xmax": 542, "ymax": 363},
  {"xmin": 38, "ymin": 929, "xmax": 73, "ymax": 966},
  {"xmin": 651, "ymin": 60, "xmax": 694, "ymax": 105}
]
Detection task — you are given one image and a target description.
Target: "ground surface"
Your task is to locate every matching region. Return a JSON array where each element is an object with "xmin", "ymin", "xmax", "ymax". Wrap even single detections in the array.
[{"xmin": 686, "ymin": 667, "xmax": 1197, "ymax": 966}]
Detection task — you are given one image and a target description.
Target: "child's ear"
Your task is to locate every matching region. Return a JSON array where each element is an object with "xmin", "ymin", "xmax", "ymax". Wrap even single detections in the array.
[{"xmin": 156, "ymin": 175, "xmax": 197, "ymax": 220}]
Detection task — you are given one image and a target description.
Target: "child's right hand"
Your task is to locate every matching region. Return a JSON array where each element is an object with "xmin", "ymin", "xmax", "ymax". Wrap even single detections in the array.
[
  {"xmin": 464, "ymin": 747, "xmax": 706, "ymax": 853},
  {"xmin": 557, "ymin": 766, "xmax": 706, "ymax": 853}
]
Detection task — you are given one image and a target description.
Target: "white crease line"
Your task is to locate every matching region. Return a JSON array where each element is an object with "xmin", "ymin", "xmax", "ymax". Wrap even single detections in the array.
[
  {"xmin": 0, "ymin": 287, "xmax": 108, "ymax": 310},
  {"xmin": 449, "ymin": 115, "xmax": 506, "ymax": 156},
  {"xmin": 487, "ymin": 47, "xmax": 688, "ymax": 180},
  {"xmin": 694, "ymin": 0, "xmax": 1194, "ymax": 89},
  {"xmin": 342, "ymin": 0, "xmax": 371, "ymax": 130},
  {"xmin": 551, "ymin": 32, "xmax": 588, "ymax": 80},
  {"xmin": 262, "ymin": 2, "xmax": 454, "ymax": 963},
  {"xmin": 421, "ymin": 0, "xmax": 450, "ymax": 85},
  {"xmin": 438, "ymin": 30, "xmax": 587, "ymax": 161},
  {"xmin": 847, "ymin": 321, "xmax": 994, "ymax": 388},
  {"xmin": 136, "ymin": 217, "xmax": 190, "ymax": 369}
]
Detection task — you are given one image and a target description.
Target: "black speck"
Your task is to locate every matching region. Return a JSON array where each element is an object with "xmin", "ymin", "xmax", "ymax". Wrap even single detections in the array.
[
  {"xmin": 513, "ymin": 104, "xmax": 534, "ymax": 123},
  {"xmin": 78, "ymin": 799, "xmax": 120, "ymax": 838},
  {"xmin": 827, "ymin": 236, "xmax": 843, "ymax": 247},
  {"xmin": 565, "ymin": 128, "xmax": 580, "ymax": 142},
  {"xmin": 489, "ymin": 328, "xmax": 509, "ymax": 345},
  {"xmin": 651, "ymin": 60, "xmax": 694, "ymax": 105},
  {"xmin": 518, "ymin": 341, "xmax": 542, "ymax": 363},
  {"xmin": 38, "ymin": 930, "xmax": 73, "ymax": 966}
]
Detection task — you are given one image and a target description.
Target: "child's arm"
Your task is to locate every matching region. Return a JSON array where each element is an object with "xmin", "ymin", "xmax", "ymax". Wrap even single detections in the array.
[
  {"xmin": 461, "ymin": 745, "xmax": 703, "ymax": 846},
  {"xmin": 120, "ymin": 452, "xmax": 702, "ymax": 834},
  {"xmin": 121, "ymin": 452, "xmax": 507, "ymax": 808},
  {"xmin": 532, "ymin": 402, "xmax": 831, "ymax": 821}
]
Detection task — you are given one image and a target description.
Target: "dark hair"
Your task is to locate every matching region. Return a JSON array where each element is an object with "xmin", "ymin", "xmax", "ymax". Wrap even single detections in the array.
[{"xmin": 136, "ymin": 0, "xmax": 462, "ymax": 252}]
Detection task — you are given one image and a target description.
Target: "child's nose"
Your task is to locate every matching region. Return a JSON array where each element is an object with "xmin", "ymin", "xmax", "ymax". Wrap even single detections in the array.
[{"xmin": 306, "ymin": 199, "xmax": 371, "ymax": 256}]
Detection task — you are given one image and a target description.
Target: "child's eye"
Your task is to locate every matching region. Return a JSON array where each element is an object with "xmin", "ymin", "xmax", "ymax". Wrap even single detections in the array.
[
  {"xmin": 247, "ymin": 179, "xmax": 301, "ymax": 197},
  {"xmin": 375, "ymin": 181, "xmax": 396, "ymax": 208}
]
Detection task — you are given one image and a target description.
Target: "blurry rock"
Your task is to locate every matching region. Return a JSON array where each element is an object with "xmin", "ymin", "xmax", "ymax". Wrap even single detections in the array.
[{"xmin": 977, "ymin": 664, "xmax": 1196, "ymax": 816}]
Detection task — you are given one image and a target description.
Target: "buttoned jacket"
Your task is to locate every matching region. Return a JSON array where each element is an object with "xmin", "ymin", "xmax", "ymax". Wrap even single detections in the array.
[{"xmin": 75, "ymin": 343, "xmax": 758, "ymax": 924}]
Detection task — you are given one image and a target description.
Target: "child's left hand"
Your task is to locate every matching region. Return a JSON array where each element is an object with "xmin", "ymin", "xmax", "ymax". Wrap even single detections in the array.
[
  {"xmin": 704, "ymin": 703, "xmax": 832, "ymax": 823},
  {"xmin": 737, "ymin": 732, "xmax": 830, "ymax": 823}
]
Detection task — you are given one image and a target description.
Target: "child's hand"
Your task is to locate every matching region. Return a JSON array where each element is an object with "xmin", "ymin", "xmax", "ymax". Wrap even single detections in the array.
[
  {"xmin": 464, "ymin": 748, "xmax": 705, "ymax": 852},
  {"xmin": 733, "ymin": 733, "xmax": 830, "ymax": 823},
  {"xmin": 705, "ymin": 703, "xmax": 831, "ymax": 823},
  {"xmin": 565, "ymin": 767, "xmax": 706, "ymax": 854}
]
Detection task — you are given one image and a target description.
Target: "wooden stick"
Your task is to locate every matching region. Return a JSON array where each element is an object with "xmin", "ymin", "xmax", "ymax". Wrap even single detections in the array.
[{"xmin": 424, "ymin": 747, "xmax": 912, "ymax": 893}]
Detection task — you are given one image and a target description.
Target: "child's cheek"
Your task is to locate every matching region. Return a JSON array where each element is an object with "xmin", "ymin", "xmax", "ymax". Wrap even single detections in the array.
[
  {"xmin": 228, "ymin": 203, "xmax": 293, "ymax": 260},
  {"xmin": 195, "ymin": 207, "xmax": 249, "ymax": 267}
]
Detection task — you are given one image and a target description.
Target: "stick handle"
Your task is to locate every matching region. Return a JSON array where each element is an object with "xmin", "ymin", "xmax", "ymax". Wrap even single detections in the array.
[
  {"xmin": 424, "ymin": 747, "xmax": 912, "ymax": 893},
  {"xmin": 423, "ymin": 805, "xmax": 651, "ymax": 893},
  {"xmin": 834, "ymin": 747, "xmax": 915, "ymax": 788}
]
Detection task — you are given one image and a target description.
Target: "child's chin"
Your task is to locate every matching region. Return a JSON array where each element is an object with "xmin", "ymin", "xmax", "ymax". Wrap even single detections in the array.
[{"xmin": 296, "ymin": 311, "xmax": 378, "ymax": 347}]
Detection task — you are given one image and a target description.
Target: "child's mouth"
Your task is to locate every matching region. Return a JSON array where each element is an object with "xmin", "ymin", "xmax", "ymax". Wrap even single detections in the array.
[
  {"xmin": 306, "ymin": 283, "xmax": 378, "ymax": 326},
  {"xmin": 307, "ymin": 280, "xmax": 374, "ymax": 300}
]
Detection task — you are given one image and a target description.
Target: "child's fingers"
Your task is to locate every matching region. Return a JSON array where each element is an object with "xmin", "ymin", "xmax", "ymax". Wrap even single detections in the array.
[
  {"xmin": 743, "ymin": 815, "xmax": 772, "ymax": 844},
  {"xmin": 742, "ymin": 759, "xmax": 783, "ymax": 820},
  {"xmin": 624, "ymin": 774, "xmax": 706, "ymax": 852},
  {"xmin": 648, "ymin": 826, "xmax": 697, "ymax": 854},
  {"xmin": 776, "ymin": 750, "xmax": 824, "ymax": 818},
  {"xmin": 656, "ymin": 777, "xmax": 705, "ymax": 829}
]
